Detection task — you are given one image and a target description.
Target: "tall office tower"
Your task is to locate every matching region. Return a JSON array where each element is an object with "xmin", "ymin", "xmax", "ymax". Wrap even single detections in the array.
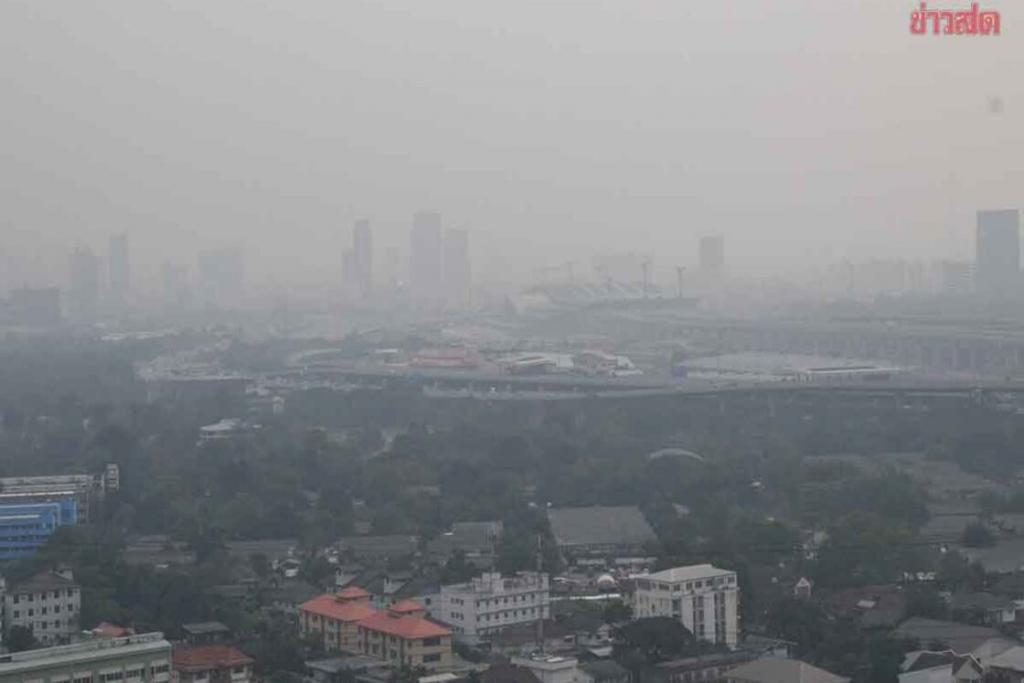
[
  {"xmin": 198, "ymin": 248, "xmax": 244, "ymax": 306},
  {"xmin": 444, "ymin": 228, "xmax": 471, "ymax": 308},
  {"xmin": 68, "ymin": 247, "xmax": 100, "ymax": 322},
  {"xmin": 699, "ymin": 235, "xmax": 725, "ymax": 271},
  {"xmin": 352, "ymin": 219, "xmax": 373, "ymax": 299},
  {"xmin": 976, "ymin": 209, "xmax": 1021, "ymax": 297},
  {"xmin": 108, "ymin": 233, "xmax": 130, "ymax": 305},
  {"xmin": 410, "ymin": 210, "xmax": 443, "ymax": 301},
  {"xmin": 162, "ymin": 261, "xmax": 190, "ymax": 308}
]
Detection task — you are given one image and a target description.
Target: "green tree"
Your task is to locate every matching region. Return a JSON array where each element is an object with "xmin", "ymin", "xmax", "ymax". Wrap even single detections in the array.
[{"xmin": 7, "ymin": 626, "xmax": 39, "ymax": 652}]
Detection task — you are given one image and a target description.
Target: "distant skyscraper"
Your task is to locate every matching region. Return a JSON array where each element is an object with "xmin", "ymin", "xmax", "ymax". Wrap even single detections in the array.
[
  {"xmin": 699, "ymin": 235, "xmax": 725, "ymax": 271},
  {"xmin": 68, "ymin": 247, "xmax": 100, "ymax": 322},
  {"xmin": 976, "ymin": 210, "xmax": 1020, "ymax": 297},
  {"xmin": 444, "ymin": 228, "xmax": 471, "ymax": 308},
  {"xmin": 108, "ymin": 233, "xmax": 130, "ymax": 305},
  {"xmin": 352, "ymin": 219, "xmax": 373, "ymax": 299},
  {"xmin": 161, "ymin": 261, "xmax": 189, "ymax": 308},
  {"xmin": 198, "ymin": 248, "xmax": 244, "ymax": 306},
  {"xmin": 410, "ymin": 211, "xmax": 443, "ymax": 301}
]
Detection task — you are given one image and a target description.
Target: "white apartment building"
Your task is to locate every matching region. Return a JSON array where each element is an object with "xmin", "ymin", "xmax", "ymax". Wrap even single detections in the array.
[
  {"xmin": 439, "ymin": 572, "xmax": 549, "ymax": 644},
  {"xmin": 4, "ymin": 567, "xmax": 81, "ymax": 645},
  {"xmin": 631, "ymin": 564, "xmax": 739, "ymax": 649}
]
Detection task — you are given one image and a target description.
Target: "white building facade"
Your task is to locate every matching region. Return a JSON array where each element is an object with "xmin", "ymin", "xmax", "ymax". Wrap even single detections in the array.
[
  {"xmin": 3, "ymin": 568, "xmax": 82, "ymax": 645},
  {"xmin": 439, "ymin": 572, "xmax": 549, "ymax": 643},
  {"xmin": 631, "ymin": 564, "xmax": 739, "ymax": 649}
]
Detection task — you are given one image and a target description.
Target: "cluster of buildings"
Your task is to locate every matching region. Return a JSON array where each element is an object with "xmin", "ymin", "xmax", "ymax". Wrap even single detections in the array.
[
  {"xmin": 0, "ymin": 626, "xmax": 257, "ymax": 683},
  {"xmin": 0, "ymin": 468, "xmax": 119, "ymax": 560},
  {"xmin": 342, "ymin": 211, "xmax": 472, "ymax": 310}
]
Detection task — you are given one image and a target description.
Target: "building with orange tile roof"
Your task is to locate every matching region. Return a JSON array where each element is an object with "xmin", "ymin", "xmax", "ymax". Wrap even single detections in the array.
[
  {"xmin": 299, "ymin": 588, "xmax": 378, "ymax": 653},
  {"xmin": 171, "ymin": 645, "xmax": 254, "ymax": 683},
  {"xmin": 356, "ymin": 601, "xmax": 453, "ymax": 672}
]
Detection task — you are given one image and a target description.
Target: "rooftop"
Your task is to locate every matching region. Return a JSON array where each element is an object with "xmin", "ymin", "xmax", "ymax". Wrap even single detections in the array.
[
  {"xmin": 546, "ymin": 507, "xmax": 656, "ymax": 549},
  {"xmin": 358, "ymin": 609, "xmax": 450, "ymax": 640},
  {"xmin": 182, "ymin": 622, "xmax": 231, "ymax": 636},
  {"xmin": 300, "ymin": 594, "xmax": 378, "ymax": 623},
  {"xmin": 641, "ymin": 564, "xmax": 735, "ymax": 584},
  {"xmin": 0, "ymin": 633, "xmax": 169, "ymax": 675},
  {"xmin": 725, "ymin": 658, "xmax": 849, "ymax": 683},
  {"xmin": 10, "ymin": 569, "xmax": 77, "ymax": 594},
  {"xmin": 172, "ymin": 646, "xmax": 253, "ymax": 673}
]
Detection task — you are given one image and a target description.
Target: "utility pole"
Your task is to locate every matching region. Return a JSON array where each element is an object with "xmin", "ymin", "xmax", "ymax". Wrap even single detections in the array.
[{"xmin": 536, "ymin": 533, "xmax": 544, "ymax": 652}]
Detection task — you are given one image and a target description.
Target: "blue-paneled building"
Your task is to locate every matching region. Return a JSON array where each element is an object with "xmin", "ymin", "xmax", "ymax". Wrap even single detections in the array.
[{"xmin": 0, "ymin": 496, "xmax": 78, "ymax": 560}]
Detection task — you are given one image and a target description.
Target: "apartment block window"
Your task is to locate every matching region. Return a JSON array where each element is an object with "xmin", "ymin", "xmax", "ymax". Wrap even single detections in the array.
[
  {"xmin": 423, "ymin": 654, "xmax": 441, "ymax": 663},
  {"xmin": 422, "ymin": 637, "xmax": 441, "ymax": 646}
]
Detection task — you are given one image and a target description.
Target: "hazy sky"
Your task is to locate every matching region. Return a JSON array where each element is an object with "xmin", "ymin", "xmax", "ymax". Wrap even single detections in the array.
[{"xmin": 2, "ymin": 0, "xmax": 1021, "ymax": 291}]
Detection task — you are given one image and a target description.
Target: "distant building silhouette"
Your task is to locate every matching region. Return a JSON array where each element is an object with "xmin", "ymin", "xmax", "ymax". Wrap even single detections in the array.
[
  {"xmin": 352, "ymin": 219, "xmax": 373, "ymax": 299},
  {"xmin": 444, "ymin": 228, "xmax": 470, "ymax": 308},
  {"xmin": 198, "ymin": 248, "xmax": 243, "ymax": 307},
  {"xmin": 162, "ymin": 261, "xmax": 190, "ymax": 308},
  {"xmin": 108, "ymin": 234, "xmax": 130, "ymax": 306},
  {"xmin": 699, "ymin": 235, "xmax": 725, "ymax": 271},
  {"xmin": 410, "ymin": 211, "xmax": 443, "ymax": 302},
  {"xmin": 976, "ymin": 209, "xmax": 1020, "ymax": 297},
  {"xmin": 8, "ymin": 288, "xmax": 61, "ymax": 326},
  {"xmin": 69, "ymin": 247, "xmax": 99, "ymax": 322}
]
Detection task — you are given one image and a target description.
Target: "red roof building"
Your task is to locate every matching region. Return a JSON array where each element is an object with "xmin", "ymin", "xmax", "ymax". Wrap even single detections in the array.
[
  {"xmin": 356, "ymin": 602, "xmax": 453, "ymax": 672},
  {"xmin": 172, "ymin": 646, "xmax": 254, "ymax": 683},
  {"xmin": 300, "ymin": 589, "xmax": 378, "ymax": 653}
]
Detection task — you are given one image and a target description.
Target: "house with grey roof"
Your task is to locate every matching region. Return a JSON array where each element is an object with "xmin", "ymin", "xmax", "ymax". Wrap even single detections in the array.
[{"xmin": 725, "ymin": 658, "xmax": 849, "ymax": 683}]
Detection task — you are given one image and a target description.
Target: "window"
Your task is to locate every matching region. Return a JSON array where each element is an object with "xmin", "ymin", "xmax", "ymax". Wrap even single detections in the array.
[
  {"xmin": 422, "ymin": 637, "xmax": 441, "ymax": 647},
  {"xmin": 74, "ymin": 676, "xmax": 93, "ymax": 683},
  {"xmin": 13, "ymin": 611, "xmax": 19, "ymax": 618},
  {"xmin": 232, "ymin": 667, "xmax": 245, "ymax": 675},
  {"xmin": 28, "ymin": 609, "xmax": 34, "ymax": 617},
  {"xmin": 423, "ymin": 654, "xmax": 441, "ymax": 663},
  {"xmin": 126, "ymin": 669, "xmax": 144, "ymax": 679}
]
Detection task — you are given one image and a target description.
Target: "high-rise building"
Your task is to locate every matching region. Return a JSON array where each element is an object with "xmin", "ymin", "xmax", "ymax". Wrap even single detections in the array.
[
  {"xmin": 410, "ymin": 211, "xmax": 443, "ymax": 301},
  {"xmin": 699, "ymin": 236, "xmax": 725, "ymax": 271},
  {"xmin": 162, "ymin": 261, "xmax": 190, "ymax": 308},
  {"xmin": 444, "ymin": 228, "xmax": 470, "ymax": 308},
  {"xmin": 976, "ymin": 209, "xmax": 1020, "ymax": 296},
  {"xmin": 631, "ymin": 564, "xmax": 739, "ymax": 649},
  {"xmin": 68, "ymin": 247, "xmax": 100, "ymax": 322},
  {"xmin": 353, "ymin": 219, "xmax": 373, "ymax": 299},
  {"xmin": 109, "ymin": 233, "xmax": 130, "ymax": 305},
  {"xmin": 198, "ymin": 248, "xmax": 244, "ymax": 306}
]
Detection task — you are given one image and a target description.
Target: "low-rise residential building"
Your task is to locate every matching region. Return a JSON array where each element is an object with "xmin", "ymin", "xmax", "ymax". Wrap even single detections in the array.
[
  {"xmin": 356, "ymin": 601, "xmax": 453, "ymax": 672},
  {"xmin": 650, "ymin": 652, "xmax": 759, "ymax": 683},
  {"xmin": 171, "ymin": 646, "xmax": 254, "ymax": 683},
  {"xmin": 439, "ymin": 572, "xmax": 549, "ymax": 644},
  {"xmin": 631, "ymin": 564, "xmax": 739, "ymax": 649},
  {"xmin": 509, "ymin": 655, "xmax": 577, "ymax": 683},
  {"xmin": 578, "ymin": 661, "xmax": 629, "ymax": 683},
  {"xmin": 725, "ymin": 659, "xmax": 848, "ymax": 683},
  {"xmin": 300, "ymin": 587, "xmax": 378, "ymax": 653},
  {"xmin": 0, "ymin": 631, "xmax": 171, "ymax": 683},
  {"xmin": 898, "ymin": 651, "xmax": 983, "ymax": 683},
  {"xmin": 3, "ymin": 567, "xmax": 81, "ymax": 645}
]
